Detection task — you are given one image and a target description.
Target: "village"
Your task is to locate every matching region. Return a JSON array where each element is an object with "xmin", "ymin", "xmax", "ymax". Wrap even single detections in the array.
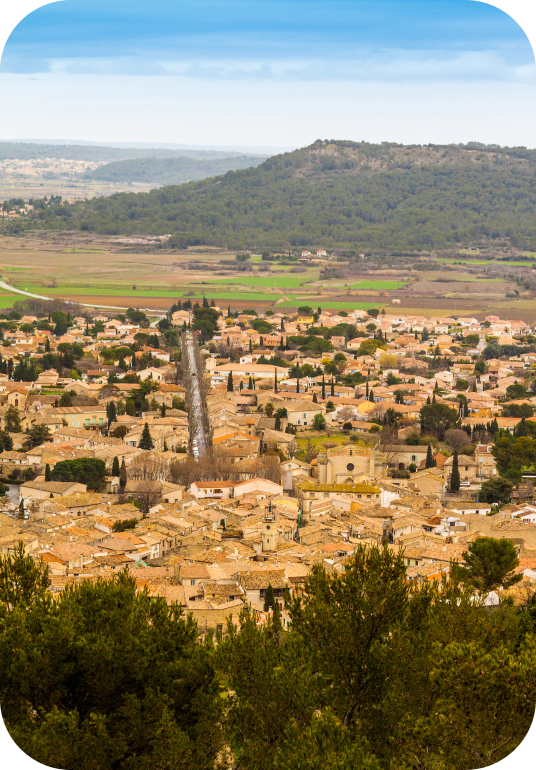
[{"xmin": 1, "ymin": 298, "xmax": 536, "ymax": 634}]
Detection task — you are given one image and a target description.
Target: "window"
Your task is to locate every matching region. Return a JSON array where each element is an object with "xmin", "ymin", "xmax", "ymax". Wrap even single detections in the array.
[
  {"xmin": 98, "ymin": 418, "xmax": 103, "ymax": 425},
  {"xmin": 411, "ymin": 455, "xmax": 417, "ymax": 462},
  {"xmin": 190, "ymin": 579, "xmax": 195, "ymax": 585},
  {"xmin": 347, "ymin": 463, "xmax": 354, "ymax": 471}
]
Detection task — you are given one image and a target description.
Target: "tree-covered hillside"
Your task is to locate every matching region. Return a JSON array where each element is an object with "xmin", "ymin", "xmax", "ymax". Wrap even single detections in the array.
[
  {"xmin": 24, "ymin": 140, "xmax": 536, "ymax": 252},
  {"xmin": 0, "ymin": 141, "xmax": 248, "ymax": 162},
  {"xmin": 85, "ymin": 155, "xmax": 267, "ymax": 184}
]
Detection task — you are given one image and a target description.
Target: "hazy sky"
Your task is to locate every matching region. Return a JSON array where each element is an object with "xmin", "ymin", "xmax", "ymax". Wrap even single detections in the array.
[{"xmin": 0, "ymin": 0, "xmax": 535, "ymax": 149}]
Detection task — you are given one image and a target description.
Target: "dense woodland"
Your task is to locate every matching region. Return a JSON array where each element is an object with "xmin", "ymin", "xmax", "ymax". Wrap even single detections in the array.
[
  {"xmin": 17, "ymin": 140, "xmax": 536, "ymax": 252},
  {"xmin": 1, "ymin": 543, "xmax": 535, "ymax": 770},
  {"xmin": 86, "ymin": 155, "xmax": 266, "ymax": 184}
]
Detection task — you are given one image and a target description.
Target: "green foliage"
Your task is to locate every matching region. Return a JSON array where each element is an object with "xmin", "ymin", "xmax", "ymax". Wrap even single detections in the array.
[
  {"xmin": 26, "ymin": 140, "xmax": 536, "ymax": 252},
  {"xmin": 0, "ymin": 429, "xmax": 14, "ymax": 452},
  {"xmin": 138, "ymin": 422, "xmax": 154, "ymax": 450},
  {"xmin": 313, "ymin": 413, "xmax": 326, "ymax": 431},
  {"xmin": 51, "ymin": 458, "xmax": 107, "ymax": 490},
  {"xmin": 24, "ymin": 423, "xmax": 52, "ymax": 449},
  {"xmin": 452, "ymin": 537, "xmax": 523, "ymax": 593},
  {"xmin": 112, "ymin": 519, "xmax": 137, "ymax": 533},
  {"xmin": 420, "ymin": 402, "xmax": 461, "ymax": 440},
  {"xmin": 0, "ymin": 570, "xmax": 223, "ymax": 770},
  {"xmin": 450, "ymin": 449, "xmax": 460, "ymax": 493},
  {"xmin": 492, "ymin": 435, "xmax": 536, "ymax": 482},
  {"xmin": 4, "ymin": 404, "xmax": 22, "ymax": 433},
  {"xmin": 0, "ymin": 541, "xmax": 49, "ymax": 615},
  {"xmin": 478, "ymin": 477, "xmax": 513, "ymax": 505},
  {"xmin": 273, "ymin": 711, "xmax": 379, "ymax": 770}
]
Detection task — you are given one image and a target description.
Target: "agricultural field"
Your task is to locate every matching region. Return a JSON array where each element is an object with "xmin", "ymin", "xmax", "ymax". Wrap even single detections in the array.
[
  {"xmin": 0, "ymin": 177, "xmax": 157, "ymax": 202},
  {"xmin": 1, "ymin": 233, "xmax": 535, "ymax": 319}
]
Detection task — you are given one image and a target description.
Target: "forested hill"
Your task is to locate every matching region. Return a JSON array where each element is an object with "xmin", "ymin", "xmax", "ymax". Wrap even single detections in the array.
[
  {"xmin": 0, "ymin": 141, "xmax": 249, "ymax": 162},
  {"xmin": 85, "ymin": 155, "xmax": 267, "ymax": 184},
  {"xmin": 25, "ymin": 140, "xmax": 536, "ymax": 252}
]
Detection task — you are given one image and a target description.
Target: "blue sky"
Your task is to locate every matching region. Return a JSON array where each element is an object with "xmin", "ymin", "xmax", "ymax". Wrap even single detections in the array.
[{"xmin": 0, "ymin": 0, "xmax": 535, "ymax": 148}]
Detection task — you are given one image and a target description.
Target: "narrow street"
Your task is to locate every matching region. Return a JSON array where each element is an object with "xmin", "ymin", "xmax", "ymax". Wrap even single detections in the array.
[{"xmin": 183, "ymin": 332, "xmax": 211, "ymax": 458}]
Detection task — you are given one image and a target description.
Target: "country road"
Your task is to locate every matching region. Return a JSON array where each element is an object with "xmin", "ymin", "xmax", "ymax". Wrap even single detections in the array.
[{"xmin": 0, "ymin": 280, "xmax": 164, "ymax": 314}]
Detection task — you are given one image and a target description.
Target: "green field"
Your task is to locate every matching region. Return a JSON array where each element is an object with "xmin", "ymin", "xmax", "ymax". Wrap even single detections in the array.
[
  {"xmin": 0, "ymin": 295, "xmax": 16, "ymax": 308},
  {"xmin": 278, "ymin": 300, "xmax": 385, "ymax": 310},
  {"xmin": 207, "ymin": 275, "xmax": 309, "ymax": 288},
  {"xmin": 349, "ymin": 280, "xmax": 409, "ymax": 290}
]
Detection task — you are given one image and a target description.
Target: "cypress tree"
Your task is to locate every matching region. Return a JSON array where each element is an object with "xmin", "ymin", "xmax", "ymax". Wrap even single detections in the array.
[
  {"xmin": 425, "ymin": 445, "xmax": 434, "ymax": 469},
  {"xmin": 369, "ymin": 389, "xmax": 374, "ymax": 402},
  {"xmin": 112, "ymin": 456, "xmax": 120, "ymax": 477},
  {"xmin": 160, "ymin": 402, "xmax": 166, "ymax": 417},
  {"xmin": 119, "ymin": 459, "xmax": 127, "ymax": 491},
  {"xmin": 426, "ymin": 395, "xmax": 431, "ymax": 405},
  {"xmin": 138, "ymin": 423, "xmax": 154, "ymax": 450},
  {"xmin": 248, "ymin": 376, "xmax": 253, "ymax": 390},
  {"xmin": 274, "ymin": 369, "xmax": 278, "ymax": 393},
  {"xmin": 227, "ymin": 371, "xmax": 234, "ymax": 392},
  {"xmin": 296, "ymin": 376, "xmax": 300, "ymax": 394},
  {"xmin": 107, "ymin": 400, "xmax": 117, "ymax": 427},
  {"xmin": 274, "ymin": 414, "xmax": 281, "ymax": 431},
  {"xmin": 264, "ymin": 583, "xmax": 276, "ymax": 612},
  {"xmin": 330, "ymin": 377, "xmax": 335, "ymax": 397},
  {"xmin": 450, "ymin": 450, "xmax": 460, "ymax": 493},
  {"xmin": 45, "ymin": 463, "xmax": 51, "ymax": 481},
  {"xmin": 366, "ymin": 381, "xmax": 369, "ymax": 397},
  {"xmin": 321, "ymin": 376, "xmax": 325, "ymax": 400},
  {"xmin": 313, "ymin": 392, "xmax": 318, "ymax": 403},
  {"xmin": 432, "ymin": 392, "xmax": 436, "ymax": 404}
]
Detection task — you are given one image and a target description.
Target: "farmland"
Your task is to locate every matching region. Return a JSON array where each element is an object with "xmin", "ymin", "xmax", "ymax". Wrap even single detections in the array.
[{"xmin": 1, "ymin": 231, "xmax": 536, "ymax": 319}]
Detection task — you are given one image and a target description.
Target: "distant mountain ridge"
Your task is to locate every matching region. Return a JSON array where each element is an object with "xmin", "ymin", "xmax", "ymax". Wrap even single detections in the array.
[
  {"xmin": 0, "ymin": 141, "xmax": 257, "ymax": 162},
  {"xmin": 19, "ymin": 140, "xmax": 536, "ymax": 252},
  {"xmin": 85, "ymin": 155, "xmax": 268, "ymax": 185}
]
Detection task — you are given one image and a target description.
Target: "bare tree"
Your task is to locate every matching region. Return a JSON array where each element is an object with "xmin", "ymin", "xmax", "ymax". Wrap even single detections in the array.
[
  {"xmin": 129, "ymin": 453, "xmax": 169, "ymax": 482},
  {"xmin": 135, "ymin": 480, "xmax": 161, "ymax": 514}
]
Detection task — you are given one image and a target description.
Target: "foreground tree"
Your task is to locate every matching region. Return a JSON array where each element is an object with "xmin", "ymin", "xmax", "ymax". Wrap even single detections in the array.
[{"xmin": 0, "ymin": 567, "xmax": 224, "ymax": 770}]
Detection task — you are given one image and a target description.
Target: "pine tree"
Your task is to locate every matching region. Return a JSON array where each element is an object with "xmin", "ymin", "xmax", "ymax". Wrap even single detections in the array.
[
  {"xmin": 138, "ymin": 423, "xmax": 154, "ymax": 450},
  {"xmin": 112, "ymin": 456, "xmax": 120, "ymax": 476},
  {"xmin": 450, "ymin": 450, "xmax": 460, "ymax": 493},
  {"xmin": 119, "ymin": 459, "xmax": 127, "ymax": 491},
  {"xmin": 45, "ymin": 463, "xmax": 51, "ymax": 481},
  {"xmin": 227, "ymin": 371, "xmax": 234, "ymax": 392},
  {"xmin": 425, "ymin": 445, "xmax": 434, "ymax": 469}
]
